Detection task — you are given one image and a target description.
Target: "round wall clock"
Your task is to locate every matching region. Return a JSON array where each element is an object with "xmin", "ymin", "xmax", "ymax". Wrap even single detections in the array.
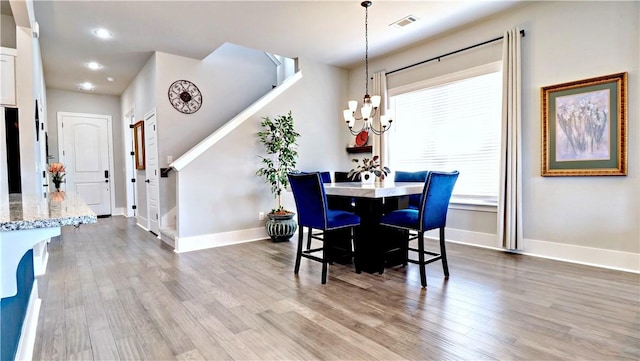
[{"xmin": 168, "ymin": 80, "xmax": 202, "ymax": 114}]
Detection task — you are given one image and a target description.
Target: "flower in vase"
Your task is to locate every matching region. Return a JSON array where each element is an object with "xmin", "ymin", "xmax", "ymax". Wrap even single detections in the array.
[
  {"xmin": 347, "ymin": 155, "xmax": 390, "ymax": 180},
  {"xmin": 49, "ymin": 162, "xmax": 66, "ymax": 187}
]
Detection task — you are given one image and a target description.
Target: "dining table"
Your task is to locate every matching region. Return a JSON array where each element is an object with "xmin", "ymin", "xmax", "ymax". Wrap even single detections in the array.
[{"xmin": 323, "ymin": 180, "xmax": 424, "ymax": 274}]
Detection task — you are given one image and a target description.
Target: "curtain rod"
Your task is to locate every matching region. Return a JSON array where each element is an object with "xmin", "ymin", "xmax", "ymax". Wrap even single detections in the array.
[{"xmin": 386, "ymin": 29, "xmax": 525, "ymax": 76}]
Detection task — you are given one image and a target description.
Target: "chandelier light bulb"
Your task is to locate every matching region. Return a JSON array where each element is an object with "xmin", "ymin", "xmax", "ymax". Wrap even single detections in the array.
[
  {"xmin": 361, "ymin": 102, "xmax": 373, "ymax": 120},
  {"xmin": 371, "ymin": 95, "xmax": 381, "ymax": 108}
]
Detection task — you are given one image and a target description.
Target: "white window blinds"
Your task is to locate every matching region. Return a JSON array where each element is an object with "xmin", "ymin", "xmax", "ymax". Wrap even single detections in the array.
[{"xmin": 388, "ymin": 64, "xmax": 502, "ymax": 200}]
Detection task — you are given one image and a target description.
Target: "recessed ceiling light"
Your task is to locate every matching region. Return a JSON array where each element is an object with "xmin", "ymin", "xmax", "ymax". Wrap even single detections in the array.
[
  {"xmin": 93, "ymin": 28, "xmax": 112, "ymax": 39},
  {"xmin": 106, "ymin": 77, "xmax": 114, "ymax": 82},
  {"xmin": 87, "ymin": 62, "xmax": 102, "ymax": 70},
  {"xmin": 79, "ymin": 82, "xmax": 95, "ymax": 91}
]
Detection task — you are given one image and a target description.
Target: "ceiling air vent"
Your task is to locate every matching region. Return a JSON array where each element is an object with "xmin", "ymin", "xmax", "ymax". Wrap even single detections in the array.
[{"xmin": 390, "ymin": 15, "xmax": 419, "ymax": 29}]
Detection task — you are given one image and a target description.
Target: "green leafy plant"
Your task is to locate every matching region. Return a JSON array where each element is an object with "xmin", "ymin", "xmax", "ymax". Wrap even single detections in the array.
[
  {"xmin": 256, "ymin": 111, "xmax": 300, "ymax": 214},
  {"xmin": 348, "ymin": 155, "xmax": 390, "ymax": 180}
]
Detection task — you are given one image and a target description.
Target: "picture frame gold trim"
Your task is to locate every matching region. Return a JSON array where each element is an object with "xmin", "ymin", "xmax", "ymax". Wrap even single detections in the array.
[
  {"xmin": 541, "ymin": 72, "xmax": 627, "ymax": 176},
  {"xmin": 133, "ymin": 120, "xmax": 145, "ymax": 170}
]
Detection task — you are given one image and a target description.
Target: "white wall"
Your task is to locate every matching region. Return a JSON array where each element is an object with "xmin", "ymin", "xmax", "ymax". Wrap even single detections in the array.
[
  {"xmin": 155, "ymin": 44, "xmax": 276, "ymax": 169},
  {"xmin": 153, "ymin": 44, "xmax": 276, "ymax": 218},
  {"xmin": 121, "ymin": 53, "xmax": 157, "ymax": 223},
  {"xmin": 46, "ymin": 88, "xmax": 125, "ymax": 208},
  {"xmin": 178, "ymin": 58, "xmax": 348, "ymax": 237},
  {"xmin": 1, "ymin": 14, "xmax": 16, "ymax": 48},
  {"xmin": 347, "ymin": 1, "xmax": 639, "ymax": 265},
  {"xmin": 15, "ymin": 25, "xmax": 41, "ymax": 197},
  {"xmin": 120, "ymin": 44, "xmax": 278, "ymax": 226}
]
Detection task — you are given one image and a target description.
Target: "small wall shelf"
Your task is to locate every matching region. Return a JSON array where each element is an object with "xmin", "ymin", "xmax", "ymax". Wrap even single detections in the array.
[{"xmin": 346, "ymin": 145, "xmax": 372, "ymax": 154}]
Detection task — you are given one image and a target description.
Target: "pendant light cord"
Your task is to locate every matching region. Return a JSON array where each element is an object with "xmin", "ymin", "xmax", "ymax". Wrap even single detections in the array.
[{"xmin": 364, "ymin": 3, "xmax": 369, "ymax": 96}]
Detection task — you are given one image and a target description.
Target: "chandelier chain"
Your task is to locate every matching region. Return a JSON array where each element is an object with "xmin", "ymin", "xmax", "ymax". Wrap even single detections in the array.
[{"xmin": 364, "ymin": 4, "xmax": 369, "ymax": 95}]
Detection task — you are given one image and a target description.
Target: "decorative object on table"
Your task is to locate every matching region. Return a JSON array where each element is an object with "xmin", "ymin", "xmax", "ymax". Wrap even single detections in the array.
[
  {"xmin": 50, "ymin": 191, "xmax": 65, "ymax": 202},
  {"xmin": 541, "ymin": 72, "xmax": 627, "ymax": 176},
  {"xmin": 133, "ymin": 120, "xmax": 145, "ymax": 170},
  {"xmin": 48, "ymin": 162, "xmax": 65, "ymax": 191},
  {"xmin": 256, "ymin": 111, "xmax": 301, "ymax": 242},
  {"xmin": 168, "ymin": 79, "xmax": 202, "ymax": 114},
  {"xmin": 343, "ymin": 1, "xmax": 392, "ymax": 136},
  {"xmin": 348, "ymin": 155, "xmax": 390, "ymax": 184},
  {"xmin": 355, "ymin": 130, "xmax": 369, "ymax": 146}
]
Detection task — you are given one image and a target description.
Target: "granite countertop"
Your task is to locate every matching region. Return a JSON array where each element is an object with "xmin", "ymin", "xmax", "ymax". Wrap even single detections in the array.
[{"xmin": 1, "ymin": 193, "xmax": 97, "ymax": 231}]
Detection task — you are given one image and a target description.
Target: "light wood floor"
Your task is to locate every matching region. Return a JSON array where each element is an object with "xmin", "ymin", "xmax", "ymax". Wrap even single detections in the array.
[{"xmin": 33, "ymin": 216, "xmax": 639, "ymax": 360}]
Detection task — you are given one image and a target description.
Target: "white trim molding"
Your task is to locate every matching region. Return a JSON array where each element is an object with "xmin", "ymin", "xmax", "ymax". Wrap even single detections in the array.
[
  {"xmin": 175, "ymin": 227, "xmax": 268, "ymax": 253},
  {"xmin": 520, "ymin": 238, "xmax": 640, "ymax": 274},
  {"xmin": 15, "ymin": 281, "xmax": 41, "ymax": 361},
  {"xmin": 425, "ymin": 227, "xmax": 498, "ymax": 249},
  {"xmin": 426, "ymin": 227, "xmax": 639, "ymax": 274}
]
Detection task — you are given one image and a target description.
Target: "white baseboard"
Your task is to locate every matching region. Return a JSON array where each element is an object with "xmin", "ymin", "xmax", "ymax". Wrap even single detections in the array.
[
  {"xmin": 113, "ymin": 207, "xmax": 126, "ymax": 216},
  {"xmin": 520, "ymin": 238, "xmax": 640, "ymax": 274},
  {"xmin": 175, "ymin": 227, "xmax": 268, "ymax": 253},
  {"xmin": 425, "ymin": 227, "xmax": 499, "ymax": 249},
  {"xmin": 171, "ymin": 225, "xmax": 638, "ymax": 273},
  {"xmin": 427, "ymin": 227, "xmax": 639, "ymax": 274},
  {"xmin": 136, "ymin": 223, "xmax": 149, "ymax": 232},
  {"xmin": 159, "ymin": 229, "xmax": 176, "ymax": 248},
  {"xmin": 15, "ymin": 280, "xmax": 41, "ymax": 361}
]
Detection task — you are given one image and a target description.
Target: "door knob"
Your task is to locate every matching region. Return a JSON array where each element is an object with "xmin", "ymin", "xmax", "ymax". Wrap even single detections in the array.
[{"xmin": 145, "ymin": 179, "xmax": 150, "ymax": 183}]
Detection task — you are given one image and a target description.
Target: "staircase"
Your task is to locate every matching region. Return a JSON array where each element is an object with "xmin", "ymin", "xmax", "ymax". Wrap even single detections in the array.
[{"xmin": 166, "ymin": 70, "xmax": 303, "ymax": 252}]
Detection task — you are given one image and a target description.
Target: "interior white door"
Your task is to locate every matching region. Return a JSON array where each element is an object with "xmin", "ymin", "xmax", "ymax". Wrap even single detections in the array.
[
  {"xmin": 144, "ymin": 110, "xmax": 160, "ymax": 235},
  {"xmin": 58, "ymin": 112, "xmax": 112, "ymax": 216}
]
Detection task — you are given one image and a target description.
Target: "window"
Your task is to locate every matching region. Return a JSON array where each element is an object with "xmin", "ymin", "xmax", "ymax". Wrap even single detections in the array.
[{"xmin": 388, "ymin": 62, "xmax": 502, "ymax": 204}]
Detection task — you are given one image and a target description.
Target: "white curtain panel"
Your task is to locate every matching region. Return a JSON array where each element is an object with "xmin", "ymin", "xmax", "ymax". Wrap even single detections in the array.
[
  {"xmin": 497, "ymin": 28, "xmax": 523, "ymax": 250},
  {"xmin": 372, "ymin": 71, "xmax": 390, "ymax": 167}
]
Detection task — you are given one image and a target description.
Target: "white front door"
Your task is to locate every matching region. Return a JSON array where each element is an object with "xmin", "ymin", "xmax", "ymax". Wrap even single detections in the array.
[
  {"xmin": 144, "ymin": 110, "xmax": 160, "ymax": 235},
  {"xmin": 58, "ymin": 112, "xmax": 112, "ymax": 216}
]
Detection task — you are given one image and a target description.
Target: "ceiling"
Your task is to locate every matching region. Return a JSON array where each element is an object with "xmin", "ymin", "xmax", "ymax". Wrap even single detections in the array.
[{"xmin": 20, "ymin": 1, "xmax": 523, "ymax": 96}]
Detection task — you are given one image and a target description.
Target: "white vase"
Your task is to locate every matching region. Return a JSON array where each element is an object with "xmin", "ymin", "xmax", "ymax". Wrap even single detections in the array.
[{"xmin": 361, "ymin": 171, "xmax": 375, "ymax": 184}]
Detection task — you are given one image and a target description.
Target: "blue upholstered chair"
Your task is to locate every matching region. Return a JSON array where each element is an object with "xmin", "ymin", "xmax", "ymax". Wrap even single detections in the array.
[
  {"xmin": 319, "ymin": 171, "xmax": 332, "ymax": 184},
  {"xmin": 307, "ymin": 171, "xmax": 336, "ymax": 250},
  {"xmin": 380, "ymin": 170, "xmax": 459, "ymax": 287},
  {"xmin": 288, "ymin": 172, "xmax": 361, "ymax": 284},
  {"xmin": 394, "ymin": 170, "xmax": 429, "ymax": 209}
]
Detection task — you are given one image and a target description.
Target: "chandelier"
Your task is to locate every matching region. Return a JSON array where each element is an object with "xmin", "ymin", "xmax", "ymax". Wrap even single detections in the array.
[{"xmin": 344, "ymin": 1, "xmax": 392, "ymax": 136}]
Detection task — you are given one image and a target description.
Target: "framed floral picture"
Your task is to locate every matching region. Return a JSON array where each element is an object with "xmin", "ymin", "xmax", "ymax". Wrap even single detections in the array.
[
  {"xmin": 541, "ymin": 72, "xmax": 627, "ymax": 176},
  {"xmin": 133, "ymin": 120, "xmax": 145, "ymax": 170}
]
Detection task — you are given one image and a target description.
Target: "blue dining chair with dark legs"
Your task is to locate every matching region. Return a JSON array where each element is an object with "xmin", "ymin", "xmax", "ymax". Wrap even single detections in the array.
[
  {"xmin": 380, "ymin": 171, "xmax": 459, "ymax": 288},
  {"xmin": 394, "ymin": 170, "xmax": 429, "ymax": 210},
  {"xmin": 288, "ymin": 172, "xmax": 361, "ymax": 284}
]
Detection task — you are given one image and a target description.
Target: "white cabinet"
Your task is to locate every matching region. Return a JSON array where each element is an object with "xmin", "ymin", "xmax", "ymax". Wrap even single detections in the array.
[{"xmin": 0, "ymin": 48, "xmax": 17, "ymax": 106}]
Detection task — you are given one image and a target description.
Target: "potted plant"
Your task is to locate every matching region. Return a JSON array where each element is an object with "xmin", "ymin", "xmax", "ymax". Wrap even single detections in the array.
[
  {"xmin": 256, "ymin": 111, "xmax": 301, "ymax": 241},
  {"xmin": 348, "ymin": 155, "xmax": 390, "ymax": 184}
]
